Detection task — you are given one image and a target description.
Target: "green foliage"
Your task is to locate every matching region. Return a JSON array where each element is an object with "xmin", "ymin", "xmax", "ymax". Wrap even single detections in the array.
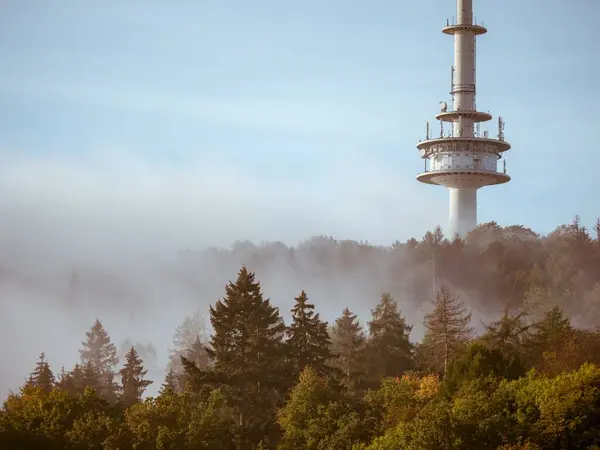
[
  {"xmin": 365, "ymin": 293, "xmax": 413, "ymax": 384},
  {"xmin": 204, "ymin": 266, "xmax": 287, "ymax": 446},
  {"xmin": 26, "ymin": 352, "xmax": 55, "ymax": 393},
  {"xmin": 444, "ymin": 343, "xmax": 525, "ymax": 396},
  {"xmin": 167, "ymin": 312, "xmax": 206, "ymax": 391},
  {"xmin": 330, "ymin": 307, "xmax": 367, "ymax": 391},
  {"xmin": 482, "ymin": 307, "xmax": 531, "ymax": 356},
  {"xmin": 277, "ymin": 366, "xmax": 370, "ymax": 449},
  {"xmin": 286, "ymin": 290, "xmax": 332, "ymax": 377},
  {"xmin": 0, "ymin": 385, "xmax": 112, "ymax": 449},
  {"xmin": 119, "ymin": 346, "xmax": 153, "ymax": 407},
  {"xmin": 5, "ymin": 216, "xmax": 600, "ymax": 450},
  {"xmin": 160, "ymin": 369, "xmax": 178, "ymax": 396},
  {"xmin": 79, "ymin": 319, "xmax": 119, "ymax": 402}
]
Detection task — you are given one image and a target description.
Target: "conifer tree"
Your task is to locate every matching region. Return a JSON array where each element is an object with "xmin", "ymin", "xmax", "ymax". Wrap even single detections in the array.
[
  {"xmin": 26, "ymin": 352, "xmax": 55, "ymax": 392},
  {"xmin": 55, "ymin": 365, "xmax": 70, "ymax": 391},
  {"xmin": 82, "ymin": 361, "xmax": 102, "ymax": 394},
  {"xmin": 119, "ymin": 347, "xmax": 153, "ymax": 407},
  {"xmin": 329, "ymin": 307, "xmax": 366, "ymax": 390},
  {"xmin": 160, "ymin": 368, "xmax": 178, "ymax": 395},
  {"xmin": 527, "ymin": 305, "xmax": 573, "ymax": 366},
  {"xmin": 421, "ymin": 285, "xmax": 473, "ymax": 378},
  {"xmin": 56, "ymin": 363, "xmax": 85, "ymax": 396},
  {"xmin": 365, "ymin": 293, "xmax": 413, "ymax": 382},
  {"xmin": 286, "ymin": 290, "xmax": 332, "ymax": 377},
  {"xmin": 177, "ymin": 336, "xmax": 210, "ymax": 391},
  {"xmin": 55, "ymin": 364, "xmax": 84, "ymax": 396},
  {"xmin": 205, "ymin": 266, "xmax": 286, "ymax": 440},
  {"xmin": 79, "ymin": 319, "xmax": 119, "ymax": 400},
  {"xmin": 482, "ymin": 307, "xmax": 531, "ymax": 355},
  {"xmin": 186, "ymin": 335, "xmax": 209, "ymax": 370},
  {"xmin": 531, "ymin": 305, "xmax": 572, "ymax": 344},
  {"xmin": 167, "ymin": 312, "xmax": 205, "ymax": 386}
]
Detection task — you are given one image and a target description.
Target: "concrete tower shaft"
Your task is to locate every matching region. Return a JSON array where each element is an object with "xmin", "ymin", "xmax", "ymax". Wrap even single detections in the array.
[
  {"xmin": 452, "ymin": 0, "xmax": 476, "ymax": 137},
  {"xmin": 415, "ymin": 0, "xmax": 511, "ymax": 238}
]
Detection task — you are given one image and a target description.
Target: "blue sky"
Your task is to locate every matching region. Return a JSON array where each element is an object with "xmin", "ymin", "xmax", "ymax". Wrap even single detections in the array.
[{"xmin": 0, "ymin": 0, "xmax": 599, "ymax": 259}]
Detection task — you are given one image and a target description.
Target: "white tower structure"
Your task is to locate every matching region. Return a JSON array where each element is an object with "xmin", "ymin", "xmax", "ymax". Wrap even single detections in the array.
[{"xmin": 416, "ymin": 0, "xmax": 511, "ymax": 238}]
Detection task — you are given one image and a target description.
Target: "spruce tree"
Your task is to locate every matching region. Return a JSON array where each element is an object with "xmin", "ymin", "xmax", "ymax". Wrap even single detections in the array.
[
  {"xmin": 160, "ymin": 369, "xmax": 178, "ymax": 395},
  {"xmin": 177, "ymin": 336, "xmax": 210, "ymax": 391},
  {"xmin": 286, "ymin": 290, "xmax": 332, "ymax": 377},
  {"xmin": 55, "ymin": 365, "xmax": 82, "ymax": 396},
  {"xmin": 119, "ymin": 347, "xmax": 153, "ymax": 407},
  {"xmin": 527, "ymin": 305, "xmax": 573, "ymax": 365},
  {"xmin": 421, "ymin": 285, "xmax": 473, "ymax": 378},
  {"xmin": 531, "ymin": 305, "xmax": 572, "ymax": 345},
  {"xmin": 79, "ymin": 319, "xmax": 119, "ymax": 400},
  {"xmin": 26, "ymin": 352, "xmax": 55, "ymax": 393},
  {"xmin": 186, "ymin": 335, "xmax": 209, "ymax": 370},
  {"xmin": 167, "ymin": 312, "xmax": 205, "ymax": 387},
  {"xmin": 205, "ymin": 266, "xmax": 286, "ymax": 441},
  {"xmin": 57, "ymin": 363, "xmax": 84, "ymax": 395},
  {"xmin": 82, "ymin": 361, "xmax": 102, "ymax": 394},
  {"xmin": 329, "ymin": 307, "xmax": 366, "ymax": 390},
  {"xmin": 365, "ymin": 293, "xmax": 413, "ymax": 383},
  {"xmin": 55, "ymin": 366, "xmax": 70, "ymax": 391}
]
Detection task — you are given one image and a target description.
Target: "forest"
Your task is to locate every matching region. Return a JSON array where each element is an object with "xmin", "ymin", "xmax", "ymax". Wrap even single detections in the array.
[{"xmin": 2, "ymin": 218, "xmax": 600, "ymax": 449}]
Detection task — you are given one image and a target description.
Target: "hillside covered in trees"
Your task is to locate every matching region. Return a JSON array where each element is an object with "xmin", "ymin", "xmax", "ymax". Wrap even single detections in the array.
[{"xmin": 3, "ymin": 218, "xmax": 600, "ymax": 449}]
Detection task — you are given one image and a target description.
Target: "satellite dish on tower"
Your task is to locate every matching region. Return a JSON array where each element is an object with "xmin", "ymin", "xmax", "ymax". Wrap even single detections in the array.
[{"xmin": 439, "ymin": 101, "xmax": 448, "ymax": 113}]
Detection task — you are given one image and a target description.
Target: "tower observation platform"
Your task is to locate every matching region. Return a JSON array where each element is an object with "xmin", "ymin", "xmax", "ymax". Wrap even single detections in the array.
[{"xmin": 416, "ymin": 0, "xmax": 511, "ymax": 238}]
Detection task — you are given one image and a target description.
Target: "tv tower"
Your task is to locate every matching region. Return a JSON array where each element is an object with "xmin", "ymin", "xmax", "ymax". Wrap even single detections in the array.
[{"xmin": 416, "ymin": 0, "xmax": 511, "ymax": 238}]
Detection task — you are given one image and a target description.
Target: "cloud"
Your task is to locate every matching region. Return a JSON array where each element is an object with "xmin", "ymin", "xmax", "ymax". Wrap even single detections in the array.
[
  {"xmin": 0, "ymin": 144, "xmax": 443, "ymax": 399},
  {"xmin": 0, "ymin": 146, "xmax": 442, "ymax": 265}
]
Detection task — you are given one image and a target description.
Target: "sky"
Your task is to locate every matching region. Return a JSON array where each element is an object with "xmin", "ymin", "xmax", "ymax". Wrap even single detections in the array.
[
  {"xmin": 1, "ymin": 0, "xmax": 599, "ymax": 261},
  {"xmin": 0, "ymin": 0, "xmax": 599, "ymax": 394}
]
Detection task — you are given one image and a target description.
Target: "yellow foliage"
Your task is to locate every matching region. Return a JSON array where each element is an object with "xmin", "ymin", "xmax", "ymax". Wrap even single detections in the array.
[
  {"xmin": 394, "ymin": 373, "xmax": 440, "ymax": 402},
  {"xmin": 415, "ymin": 374, "xmax": 440, "ymax": 401}
]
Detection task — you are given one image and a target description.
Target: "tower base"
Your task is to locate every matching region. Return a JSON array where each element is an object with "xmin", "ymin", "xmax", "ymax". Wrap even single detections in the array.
[{"xmin": 448, "ymin": 187, "xmax": 477, "ymax": 238}]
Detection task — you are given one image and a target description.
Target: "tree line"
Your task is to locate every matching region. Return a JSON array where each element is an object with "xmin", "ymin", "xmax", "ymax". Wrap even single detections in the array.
[{"xmin": 3, "ymin": 218, "xmax": 600, "ymax": 449}]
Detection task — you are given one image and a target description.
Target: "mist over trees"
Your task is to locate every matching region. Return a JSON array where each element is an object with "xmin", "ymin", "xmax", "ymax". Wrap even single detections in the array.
[{"xmin": 3, "ymin": 218, "xmax": 600, "ymax": 448}]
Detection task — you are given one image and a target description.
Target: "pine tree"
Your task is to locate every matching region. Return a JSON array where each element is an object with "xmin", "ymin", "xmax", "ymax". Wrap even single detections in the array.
[
  {"xmin": 329, "ymin": 307, "xmax": 366, "ymax": 390},
  {"xmin": 119, "ymin": 346, "xmax": 153, "ymax": 407},
  {"xmin": 365, "ymin": 293, "xmax": 413, "ymax": 383},
  {"xmin": 205, "ymin": 266, "xmax": 286, "ymax": 440},
  {"xmin": 421, "ymin": 285, "xmax": 473, "ymax": 378},
  {"xmin": 286, "ymin": 290, "xmax": 332, "ymax": 377},
  {"xmin": 79, "ymin": 319, "xmax": 119, "ymax": 400},
  {"xmin": 26, "ymin": 352, "xmax": 55, "ymax": 393}
]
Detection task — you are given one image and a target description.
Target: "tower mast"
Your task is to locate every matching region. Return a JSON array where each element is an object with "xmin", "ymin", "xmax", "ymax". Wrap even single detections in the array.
[{"xmin": 416, "ymin": 0, "xmax": 511, "ymax": 238}]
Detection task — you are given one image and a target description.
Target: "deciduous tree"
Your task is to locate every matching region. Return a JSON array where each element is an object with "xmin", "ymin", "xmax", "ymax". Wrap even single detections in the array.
[{"xmin": 421, "ymin": 285, "xmax": 473, "ymax": 377}]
